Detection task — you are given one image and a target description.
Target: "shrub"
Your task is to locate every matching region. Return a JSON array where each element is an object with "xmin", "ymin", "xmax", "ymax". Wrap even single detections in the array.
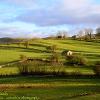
[
  {"xmin": 18, "ymin": 62, "xmax": 30, "ymax": 75},
  {"xmin": 61, "ymin": 50, "xmax": 68, "ymax": 56},
  {"xmin": 93, "ymin": 61, "xmax": 100, "ymax": 75},
  {"xmin": 49, "ymin": 52, "xmax": 59, "ymax": 64},
  {"xmin": 20, "ymin": 55, "xmax": 27, "ymax": 61},
  {"xmin": 18, "ymin": 60, "xmax": 67, "ymax": 76},
  {"xmin": 66, "ymin": 55, "xmax": 88, "ymax": 66},
  {"xmin": 46, "ymin": 45, "xmax": 57, "ymax": 53},
  {"xmin": 24, "ymin": 41, "xmax": 29, "ymax": 49},
  {"xmin": 70, "ymin": 71, "xmax": 82, "ymax": 76},
  {"xmin": 18, "ymin": 61, "xmax": 48, "ymax": 75}
]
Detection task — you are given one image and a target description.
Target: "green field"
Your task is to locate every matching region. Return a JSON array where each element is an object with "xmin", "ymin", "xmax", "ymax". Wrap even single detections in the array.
[
  {"xmin": 0, "ymin": 39, "xmax": 100, "ymax": 100},
  {"xmin": 0, "ymin": 39, "xmax": 100, "ymax": 75},
  {"xmin": 0, "ymin": 76, "xmax": 100, "ymax": 100},
  {"xmin": 0, "ymin": 39, "xmax": 100, "ymax": 64}
]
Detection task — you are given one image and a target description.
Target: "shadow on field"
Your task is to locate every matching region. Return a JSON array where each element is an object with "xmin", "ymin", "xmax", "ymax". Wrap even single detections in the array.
[
  {"xmin": 22, "ymin": 48, "xmax": 47, "ymax": 53},
  {"xmin": 0, "ymin": 45, "xmax": 48, "ymax": 53},
  {"xmin": 0, "ymin": 45, "xmax": 25, "ymax": 50},
  {"xmin": 85, "ymin": 54, "xmax": 100, "ymax": 59},
  {"xmin": 30, "ymin": 43, "xmax": 48, "ymax": 48},
  {"xmin": 60, "ymin": 41, "xmax": 100, "ymax": 50}
]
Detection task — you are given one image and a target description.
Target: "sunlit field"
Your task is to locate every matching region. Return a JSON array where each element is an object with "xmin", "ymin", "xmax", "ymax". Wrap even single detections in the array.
[
  {"xmin": 0, "ymin": 39, "xmax": 100, "ymax": 100},
  {"xmin": 0, "ymin": 76, "xmax": 100, "ymax": 100},
  {"xmin": 0, "ymin": 39, "xmax": 100, "ymax": 64}
]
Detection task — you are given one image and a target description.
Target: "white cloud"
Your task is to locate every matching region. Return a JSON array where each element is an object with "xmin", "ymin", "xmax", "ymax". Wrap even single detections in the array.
[
  {"xmin": 14, "ymin": 0, "xmax": 100, "ymax": 26},
  {"xmin": 60, "ymin": 0, "xmax": 100, "ymax": 17},
  {"xmin": 0, "ymin": 0, "xmax": 100, "ymax": 37},
  {"xmin": 61, "ymin": 0, "xmax": 89, "ymax": 10}
]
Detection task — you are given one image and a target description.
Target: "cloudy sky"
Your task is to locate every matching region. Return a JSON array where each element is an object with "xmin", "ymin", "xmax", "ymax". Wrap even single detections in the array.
[{"xmin": 0, "ymin": 0, "xmax": 100, "ymax": 38}]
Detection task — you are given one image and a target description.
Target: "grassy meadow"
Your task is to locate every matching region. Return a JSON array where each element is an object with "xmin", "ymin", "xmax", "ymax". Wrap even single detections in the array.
[
  {"xmin": 0, "ymin": 39, "xmax": 99, "ymax": 75},
  {"xmin": 0, "ymin": 39, "xmax": 100, "ymax": 64},
  {"xmin": 0, "ymin": 39, "xmax": 100, "ymax": 100},
  {"xmin": 0, "ymin": 76, "xmax": 100, "ymax": 100}
]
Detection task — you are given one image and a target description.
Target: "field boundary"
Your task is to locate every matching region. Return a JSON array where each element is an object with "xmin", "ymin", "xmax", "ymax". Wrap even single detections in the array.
[{"xmin": 0, "ymin": 60, "xmax": 22, "ymax": 68}]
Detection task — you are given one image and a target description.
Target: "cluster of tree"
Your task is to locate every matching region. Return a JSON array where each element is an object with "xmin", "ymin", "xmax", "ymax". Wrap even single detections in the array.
[
  {"xmin": 71, "ymin": 27, "xmax": 100, "ymax": 41},
  {"xmin": 45, "ymin": 31, "xmax": 68, "ymax": 39},
  {"xmin": 56, "ymin": 31, "xmax": 68, "ymax": 39}
]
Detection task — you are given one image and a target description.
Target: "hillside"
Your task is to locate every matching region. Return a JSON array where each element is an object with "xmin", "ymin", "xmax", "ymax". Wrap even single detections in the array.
[{"xmin": 0, "ymin": 39, "xmax": 99, "ymax": 65}]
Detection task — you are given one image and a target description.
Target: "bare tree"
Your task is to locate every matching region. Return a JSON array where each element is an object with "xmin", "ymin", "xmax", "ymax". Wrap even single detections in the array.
[
  {"xmin": 24, "ymin": 41, "xmax": 29, "ymax": 49},
  {"xmin": 56, "ymin": 31, "xmax": 68, "ymax": 39},
  {"xmin": 46, "ymin": 45, "xmax": 57, "ymax": 53},
  {"xmin": 77, "ymin": 30, "xmax": 84, "ymax": 40},
  {"xmin": 84, "ymin": 28, "xmax": 93, "ymax": 40},
  {"xmin": 96, "ymin": 27, "xmax": 100, "ymax": 38}
]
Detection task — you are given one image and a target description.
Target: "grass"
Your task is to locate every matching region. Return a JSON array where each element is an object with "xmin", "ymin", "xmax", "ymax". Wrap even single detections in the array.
[
  {"xmin": 0, "ymin": 39, "xmax": 100, "ymax": 100},
  {"xmin": 0, "ymin": 76, "xmax": 100, "ymax": 84},
  {"xmin": 0, "ymin": 76, "xmax": 100, "ymax": 100},
  {"xmin": 71, "ymin": 94, "xmax": 100, "ymax": 100},
  {"xmin": 0, "ymin": 87, "xmax": 100, "ymax": 100},
  {"xmin": 0, "ymin": 45, "xmax": 45, "ymax": 65},
  {"xmin": 0, "ymin": 39, "xmax": 99, "ymax": 75},
  {"xmin": 0, "ymin": 39, "xmax": 100, "ymax": 65},
  {"xmin": 0, "ymin": 67, "xmax": 18, "ymax": 76}
]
